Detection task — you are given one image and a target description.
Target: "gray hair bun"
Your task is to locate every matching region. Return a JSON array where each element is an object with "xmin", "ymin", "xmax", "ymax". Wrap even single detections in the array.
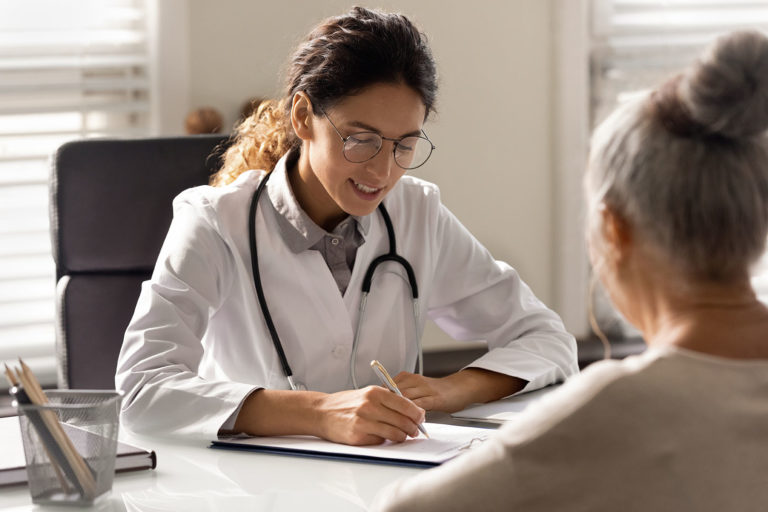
[{"xmin": 679, "ymin": 30, "xmax": 768, "ymax": 138}]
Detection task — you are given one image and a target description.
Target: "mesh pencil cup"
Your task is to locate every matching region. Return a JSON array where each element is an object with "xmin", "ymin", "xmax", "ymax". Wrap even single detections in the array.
[{"xmin": 14, "ymin": 390, "xmax": 123, "ymax": 505}]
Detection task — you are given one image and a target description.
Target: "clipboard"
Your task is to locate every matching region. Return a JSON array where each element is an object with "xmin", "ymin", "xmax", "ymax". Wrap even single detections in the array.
[{"xmin": 210, "ymin": 422, "xmax": 491, "ymax": 468}]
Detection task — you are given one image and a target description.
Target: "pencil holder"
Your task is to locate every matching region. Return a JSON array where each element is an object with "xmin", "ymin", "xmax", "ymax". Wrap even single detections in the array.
[{"xmin": 14, "ymin": 390, "xmax": 123, "ymax": 505}]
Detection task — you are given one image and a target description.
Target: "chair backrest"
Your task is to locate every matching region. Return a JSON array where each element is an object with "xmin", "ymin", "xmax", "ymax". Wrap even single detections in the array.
[{"xmin": 50, "ymin": 135, "xmax": 228, "ymax": 389}]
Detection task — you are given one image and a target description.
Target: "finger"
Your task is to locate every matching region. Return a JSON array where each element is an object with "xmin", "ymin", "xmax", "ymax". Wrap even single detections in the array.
[
  {"xmin": 393, "ymin": 373, "xmax": 427, "ymax": 393},
  {"xmin": 411, "ymin": 395, "xmax": 438, "ymax": 411},
  {"xmin": 345, "ymin": 431, "xmax": 387, "ymax": 446},
  {"xmin": 393, "ymin": 371, "xmax": 420, "ymax": 387},
  {"xmin": 343, "ymin": 417, "xmax": 401, "ymax": 446},
  {"xmin": 361, "ymin": 420, "xmax": 410, "ymax": 444},
  {"xmin": 334, "ymin": 399, "xmax": 411, "ymax": 446},
  {"xmin": 375, "ymin": 387, "xmax": 425, "ymax": 424},
  {"xmin": 397, "ymin": 380, "xmax": 444, "ymax": 411},
  {"xmin": 396, "ymin": 377, "xmax": 435, "ymax": 399},
  {"xmin": 361, "ymin": 387, "xmax": 424, "ymax": 437},
  {"xmin": 400, "ymin": 384, "xmax": 433, "ymax": 401},
  {"xmin": 355, "ymin": 401, "xmax": 419, "ymax": 441}
]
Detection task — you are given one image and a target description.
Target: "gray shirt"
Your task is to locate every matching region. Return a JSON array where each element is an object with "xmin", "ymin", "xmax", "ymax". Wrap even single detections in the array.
[{"xmin": 264, "ymin": 151, "xmax": 369, "ymax": 295}]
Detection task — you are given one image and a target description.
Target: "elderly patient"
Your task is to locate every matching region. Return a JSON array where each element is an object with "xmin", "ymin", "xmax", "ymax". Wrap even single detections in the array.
[{"xmin": 373, "ymin": 30, "xmax": 768, "ymax": 512}]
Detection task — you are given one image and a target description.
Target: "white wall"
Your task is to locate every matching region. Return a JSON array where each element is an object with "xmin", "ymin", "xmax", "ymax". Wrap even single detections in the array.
[{"xmin": 169, "ymin": 0, "xmax": 557, "ymax": 350}]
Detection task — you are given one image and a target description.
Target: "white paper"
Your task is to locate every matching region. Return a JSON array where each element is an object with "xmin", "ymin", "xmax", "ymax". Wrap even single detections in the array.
[
  {"xmin": 451, "ymin": 385, "xmax": 559, "ymax": 422},
  {"xmin": 215, "ymin": 422, "xmax": 491, "ymax": 464}
]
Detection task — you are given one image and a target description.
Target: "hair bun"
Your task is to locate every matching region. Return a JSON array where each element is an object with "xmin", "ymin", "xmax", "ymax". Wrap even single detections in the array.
[{"xmin": 679, "ymin": 30, "xmax": 768, "ymax": 138}]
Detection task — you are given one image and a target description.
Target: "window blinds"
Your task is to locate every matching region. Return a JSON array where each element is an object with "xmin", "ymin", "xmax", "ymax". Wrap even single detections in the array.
[
  {"xmin": 591, "ymin": 0, "xmax": 768, "ymax": 125},
  {"xmin": 0, "ymin": 0, "xmax": 151, "ymax": 387},
  {"xmin": 589, "ymin": 0, "xmax": 768, "ymax": 330}
]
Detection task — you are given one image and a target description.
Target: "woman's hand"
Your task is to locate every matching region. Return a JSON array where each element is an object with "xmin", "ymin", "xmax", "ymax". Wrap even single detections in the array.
[
  {"xmin": 231, "ymin": 371, "xmax": 523, "ymax": 445},
  {"xmin": 392, "ymin": 372, "xmax": 467, "ymax": 413},
  {"xmin": 394, "ymin": 369, "xmax": 528, "ymax": 413},
  {"xmin": 314, "ymin": 386, "xmax": 425, "ymax": 446},
  {"xmin": 233, "ymin": 387, "xmax": 424, "ymax": 445}
]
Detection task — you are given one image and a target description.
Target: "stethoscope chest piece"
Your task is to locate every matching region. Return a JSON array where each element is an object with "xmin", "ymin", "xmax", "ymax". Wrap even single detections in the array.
[{"xmin": 287, "ymin": 375, "xmax": 307, "ymax": 392}]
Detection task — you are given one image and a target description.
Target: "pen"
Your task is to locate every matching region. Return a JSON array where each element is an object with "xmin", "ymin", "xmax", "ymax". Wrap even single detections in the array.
[{"xmin": 370, "ymin": 360, "xmax": 429, "ymax": 439}]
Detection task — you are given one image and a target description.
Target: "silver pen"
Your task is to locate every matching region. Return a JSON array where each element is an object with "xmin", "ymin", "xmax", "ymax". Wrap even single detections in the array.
[{"xmin": 370, "ymin": 360, "xmax": 430, "ymax": 438}]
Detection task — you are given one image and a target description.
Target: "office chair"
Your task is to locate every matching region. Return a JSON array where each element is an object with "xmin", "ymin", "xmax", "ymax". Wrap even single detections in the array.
[{"xmin": 50, "ymin": 135, "xmax": 228, "ymax": 389}]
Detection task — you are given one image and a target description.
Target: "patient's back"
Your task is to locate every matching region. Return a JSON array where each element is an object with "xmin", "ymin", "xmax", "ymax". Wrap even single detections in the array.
[{"xmin": 376, "ymin": 346, "xmax": 768, "ymax": 512}]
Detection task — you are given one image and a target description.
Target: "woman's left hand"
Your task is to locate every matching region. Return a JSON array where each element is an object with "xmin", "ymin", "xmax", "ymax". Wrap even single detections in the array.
[
  {"xmin": 392, "ymin": 372, "xmax": 465, "ymax": 412},
  {"xmin": 393, "ymin": 368, "xmax": 528, "ymax": 413}
]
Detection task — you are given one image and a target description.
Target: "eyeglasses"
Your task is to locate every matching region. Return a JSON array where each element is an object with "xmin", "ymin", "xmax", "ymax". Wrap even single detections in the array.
[{"xmin": 322, "ymin": 111, "xmax": 435, "ymax": 170}]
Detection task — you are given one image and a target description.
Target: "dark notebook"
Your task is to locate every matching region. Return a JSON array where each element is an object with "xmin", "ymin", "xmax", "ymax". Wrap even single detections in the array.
[{"xmin": 0, "ymin": 415, "xmax": 156, "ymax": 487}]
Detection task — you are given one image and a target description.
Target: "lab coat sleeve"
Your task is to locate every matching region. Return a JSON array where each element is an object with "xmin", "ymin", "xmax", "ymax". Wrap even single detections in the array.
[
  {"xmin": 427, "ymin": 199, "xmax": 578, "ymax": 392},
  {"xmin": 115, "ymin": 195, "xmax": 259, "ymax": 440}
]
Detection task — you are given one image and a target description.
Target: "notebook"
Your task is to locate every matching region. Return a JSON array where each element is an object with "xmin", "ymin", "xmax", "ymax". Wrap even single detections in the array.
[
  {"xmin": 0, "ymin": 415, "xmax": 156, "ymax": 487},
  {"xmin": 211, "ymin": 422, "xmax": 492, "ymax": 468}
]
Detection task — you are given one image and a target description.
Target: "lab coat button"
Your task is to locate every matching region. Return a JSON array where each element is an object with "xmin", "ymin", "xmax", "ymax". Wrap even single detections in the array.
[{"xmin": 332, "ymin": 345, "xmax": 346, "ymax": 358}]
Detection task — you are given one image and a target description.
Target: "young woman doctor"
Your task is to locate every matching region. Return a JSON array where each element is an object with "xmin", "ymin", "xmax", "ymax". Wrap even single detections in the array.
[{"xmin": 115, "ymin": 7, "xmax": 578, "ymax": 444}]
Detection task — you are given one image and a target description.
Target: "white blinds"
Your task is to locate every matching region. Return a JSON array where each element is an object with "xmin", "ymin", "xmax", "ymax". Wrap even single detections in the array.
[
  {"xmin": 591, "ymin": 0, "xmax": 768, "ymax": 125},
  {"xmin": 589, "ymin": 0, "xmax": 768, "ymax": 328},
  {"xmin": 0, "ymin": 0, "xmax": 151, "ymax": 386}
]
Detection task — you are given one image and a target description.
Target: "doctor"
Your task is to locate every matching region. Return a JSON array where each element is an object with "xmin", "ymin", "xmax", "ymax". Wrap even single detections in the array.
[{"xmin": 116, "ymin": 6, "xmax": 578, "ymax": 444}]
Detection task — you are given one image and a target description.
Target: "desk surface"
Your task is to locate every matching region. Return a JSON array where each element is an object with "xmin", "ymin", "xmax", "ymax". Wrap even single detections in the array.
[{"xmin": 1, "ymin": 414, "xmax": 498, "ymax": 512}]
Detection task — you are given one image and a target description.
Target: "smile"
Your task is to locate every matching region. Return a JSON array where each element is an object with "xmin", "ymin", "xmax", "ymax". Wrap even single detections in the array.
[{"xmin": 352, "ymin": 180, "xmax": 382, "ymax": 194}]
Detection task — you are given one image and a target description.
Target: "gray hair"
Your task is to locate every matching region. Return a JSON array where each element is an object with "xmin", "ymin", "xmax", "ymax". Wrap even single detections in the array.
[{"xmin": 586, "ymin": 30, "xmax": 768, "ymax": 281}]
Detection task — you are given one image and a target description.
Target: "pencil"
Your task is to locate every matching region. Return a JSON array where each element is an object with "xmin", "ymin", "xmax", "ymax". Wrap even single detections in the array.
[
  {"xmin": 16, "ymin": 361, "xmax": 96, "ymax": 498},
  {"xmin": 6, "ymin": 364, "xmax": 71, "ymax": 493},
  {"xmin": 4, "ymin": 363, "xmax": 17, "ymax": 387}
]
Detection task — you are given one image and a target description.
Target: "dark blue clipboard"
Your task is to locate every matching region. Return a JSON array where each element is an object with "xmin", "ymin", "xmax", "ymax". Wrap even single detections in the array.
[{"xmin": 209, "ymin": 439, "xmax": 440, "ymax": 468}]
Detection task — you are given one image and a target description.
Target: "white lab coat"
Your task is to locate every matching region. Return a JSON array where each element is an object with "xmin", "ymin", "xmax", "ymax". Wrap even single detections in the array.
[{"xmin": 116, "ymin": 156, "xmax": 578, "ymax": 439}]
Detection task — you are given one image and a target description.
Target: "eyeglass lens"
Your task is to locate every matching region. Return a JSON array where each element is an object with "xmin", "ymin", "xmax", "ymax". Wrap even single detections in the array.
[{"xmin": 344, "ymin": 132, "xmax": 433, "ymax": 169}]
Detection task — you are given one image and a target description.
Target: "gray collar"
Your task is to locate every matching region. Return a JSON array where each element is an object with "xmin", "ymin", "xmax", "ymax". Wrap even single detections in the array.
[{"xmin": 264, "ymin": 150, "xmax": 371, "ymax": 253}]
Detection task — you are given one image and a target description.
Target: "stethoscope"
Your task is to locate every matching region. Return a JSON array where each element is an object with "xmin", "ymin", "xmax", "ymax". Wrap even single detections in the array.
[{"xmin": 248, "ymin": 171, "xmax": 422, "ymax": 391}]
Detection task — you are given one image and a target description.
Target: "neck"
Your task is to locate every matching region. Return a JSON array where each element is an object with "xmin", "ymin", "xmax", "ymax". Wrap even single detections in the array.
[
  {"xmin": 635, "ymin": 276, "xmax": 768, "ymax": 358},
  {"xmin": 289, "ymin": 149, "xmax": 348, "ymax": 231}
]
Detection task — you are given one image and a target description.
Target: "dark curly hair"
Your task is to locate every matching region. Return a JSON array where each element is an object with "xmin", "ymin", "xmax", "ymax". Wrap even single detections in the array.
[{"xmin": 211, "ymin": 6, "xmax": 438, "ymax": 186}]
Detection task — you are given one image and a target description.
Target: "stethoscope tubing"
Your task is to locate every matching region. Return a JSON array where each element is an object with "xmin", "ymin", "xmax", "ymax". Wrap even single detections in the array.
[
  {"xmin": 249, "ymin": 170, "xmax": 422, "ymax": 391},
  {"xmin": 248, "ymin": 173, "xmax": 297, "ymax": 384}
]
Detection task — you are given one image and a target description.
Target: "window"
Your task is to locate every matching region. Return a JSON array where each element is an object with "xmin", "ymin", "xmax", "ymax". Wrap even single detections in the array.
[
  {"xmin": 553, "ymin": 0, "xmax": 768, "ymax": 340},
  {"xmin": 0, "ymin": 0, "xmax": 152, "ymax": 387},
  {"xmin": 589, "ymin": 0, "xmax": 768, "ymax": 334},
  {"xmin": 591, "ymin": 0, "xmax": 768, "ymax": 125}
]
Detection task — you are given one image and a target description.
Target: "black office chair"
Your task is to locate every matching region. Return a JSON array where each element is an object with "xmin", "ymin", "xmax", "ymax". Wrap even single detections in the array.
[{"xmin": 50, "ymin": 135, "xmax": 228, "ymax": 389}]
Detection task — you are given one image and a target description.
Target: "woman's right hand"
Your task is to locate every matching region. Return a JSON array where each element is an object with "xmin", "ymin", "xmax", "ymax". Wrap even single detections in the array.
[{"xmin": 313, "ymin": 386, "xmax": 425, "ymax": 446}]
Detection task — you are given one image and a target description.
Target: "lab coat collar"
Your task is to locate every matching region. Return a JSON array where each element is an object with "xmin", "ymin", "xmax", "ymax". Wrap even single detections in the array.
[{"xmin": 265, "ymin": 149, "xmax": 371, "ymax": 253}]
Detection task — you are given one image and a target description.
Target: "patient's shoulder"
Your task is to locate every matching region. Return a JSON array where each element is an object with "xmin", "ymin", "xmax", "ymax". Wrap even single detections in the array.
[{"xmin": 496, "ymin": 349, "xmax": 679, "ymax": 443}]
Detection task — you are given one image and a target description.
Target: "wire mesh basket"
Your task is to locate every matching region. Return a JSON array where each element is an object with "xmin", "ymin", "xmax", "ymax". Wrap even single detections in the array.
[{"xmin": 15, "ymin": 390, "xmax": 123, "ymax": 505}]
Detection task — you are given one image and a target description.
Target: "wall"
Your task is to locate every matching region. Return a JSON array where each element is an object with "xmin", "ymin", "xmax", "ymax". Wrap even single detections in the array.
[{"xmin": 178, "ymin": 0, "xmax": 555, "ymax": 350}]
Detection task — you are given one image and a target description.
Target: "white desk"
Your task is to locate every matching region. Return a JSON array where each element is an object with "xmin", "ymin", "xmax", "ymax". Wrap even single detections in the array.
[{"xmin": 1, "ymin": 428, "xmax": 428, "ymax": 512}]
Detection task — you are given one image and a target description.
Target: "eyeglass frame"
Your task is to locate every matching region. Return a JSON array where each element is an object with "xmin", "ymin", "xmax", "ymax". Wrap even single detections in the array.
[{"xmin": 319, "ymin": 110, "xmax": 436, "ymax": 170}]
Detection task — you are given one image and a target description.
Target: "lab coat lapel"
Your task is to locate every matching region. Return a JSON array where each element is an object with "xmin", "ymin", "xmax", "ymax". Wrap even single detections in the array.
[
  {"xmin": 257, "ymin": 197, "xmax": 413, "ymax": 392},
  {"xmin": 257, "ymin": 209, "xmax": 354, "ymax": 392}
]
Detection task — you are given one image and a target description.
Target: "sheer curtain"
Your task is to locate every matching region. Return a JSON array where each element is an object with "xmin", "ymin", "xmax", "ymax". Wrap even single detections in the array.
[{"xmin": 0, "ymin": 0, "xmax": 152, "ymax": 387}]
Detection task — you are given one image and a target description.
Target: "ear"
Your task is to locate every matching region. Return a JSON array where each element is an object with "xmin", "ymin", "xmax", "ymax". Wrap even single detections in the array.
[
  {"xmin": 291, "ymin": 91, "xmax": 315, "ymax": 141},
  {"xmin": 600, "ymin": 204, "xmax": 633, "ymax": 265}
]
